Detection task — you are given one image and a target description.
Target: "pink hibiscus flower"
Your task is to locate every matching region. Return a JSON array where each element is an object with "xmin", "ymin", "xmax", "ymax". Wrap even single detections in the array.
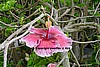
[
  {"xmin": 47, "ymin": 63, "xmax": 56, "ymax": 67},
  {"xmin": 21, "ymin": 26, "xmax": 72, "ymax": 57}
]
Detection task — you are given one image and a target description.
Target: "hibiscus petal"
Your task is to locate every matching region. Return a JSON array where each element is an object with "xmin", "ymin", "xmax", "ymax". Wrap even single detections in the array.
[
  {"xmin": 34, "ymin": 38, "xmax": 72, "ymax": 57},
  {"xmin": 55, "ymin": 34, "xmax": 72, "ymax": 49},
  {"xmin": 52, "ymin": 49, "xmax": 67, "ymax": 53},
  {"xmin": 21, "ymin": 34, "xmax": 42, "ymax": 48},
  {"xmin": 34, "ymin": 39, "xmax": 57, "ymax": 57},
  {"xmin": 49, "ymin": 26, "xmax": 64, "ymax": 35},
  {"xmin": 34, "ymin": 49, "xmax": 53, "ymax": 57},
  {"xmin": 37, "ymin": 39, "xmax": 57, "ymax": 48}
]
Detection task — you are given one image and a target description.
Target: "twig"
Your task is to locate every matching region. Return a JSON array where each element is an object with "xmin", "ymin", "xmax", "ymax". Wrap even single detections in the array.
[
  {"xmin": 0, "ymin": 13, "xmax": 57, "ymax": 67},
  {"xmin": 57, "ymin": 54, "xmax": 66, "ymax": 67},
  {"xmin": 0, "ymin": 21, "xmax": 20, "ymax": 28},
  {"xmin": 68, "ymin": 22, "xmax": 97, "ymax": 28},
  {"xmin": 3, "ymin": 29, "xmax": 29, "ymax": 67},
  {"xmin": 57, "ymin": 0, "xmax": 60, "ymax": 8},
  {"xmin": 58, "ymin": 9, "xmax": 71, "ymax": 19},
  {"xmin": 80, "ymin": 64, "xmax": 92, "ymax": 66},
  {"xmin": 24, "ymin": 0, "xmax": 28, "ymax": 7},
  {"xmin": 62, "ymin": 52, "xmax": 70, "ymax": 67},
  {"xmin": 70, "ymin": 49, "xmax": 80, "ymax": 67},
  {"xmin": 57, "ymin": 7, "xmax": 68, "ymax": 12},
  {"xmin": 93, "ymin": 2, "xmax": 100, "ymax": 16},
  {"xmin": 41, "ymin": 1, "xmax": 56, "ymax": 11},
  {"xmin": 21, "ymin": 2, "xmax": 39, "ymax": 13},
  {"xmin": 41, "ymin": 1, "xmax": 58, "ymax": 20},
  {"xmin": 63, "ymin": 22, "xmax": 98, "ymax": 32},
  {"xmin": 88, "ymin": 9, "xmax": 100, "ymax": 12},
  {"xmin": 50, "ymin": 0, "xmax": 54, "ymax": 17},
  {"xmin": 65, "ymin": 14, "xmax": 76, "ymax": 18},
  {"xmin": 3, "ymin": 44, "xmax": 9, "ymax": 67},
  {"xmin": 73, "ymin": 40, "xmax": 100, "ymax": 44},
  {"xmin": 95, "ymin": 48, "xmax": 100, "ymax": 64},
  {"xmin": 68, "ymin": 0, "xmax": 75, "ymax": 26},
  {"xmin": 21, "ymin": 0, "xmax": 24, "ymax": 5},
  {"xmin": 63, "ymin": 0, "xmax": 66, "ymax": 6},
  {"xmin": 10, "ymin": 44, "xmax": 25, "ymax": 49},
  {"xmin": 8, "ymin": 29, "xmax": 29, "ymax": 46},
  {"xmin": 57, "ymin": 16, "xmax": 98, "ymax": 23},
  {"xmin": 0, "ymin": 13, "xmax": 45, "ymax": 50},
  {"xmin": 57, "ymin": 52, "xmax": 70, "ymax": 67},
  {"xmin": 24, "ymin": 9, "xmax": 39, "ymax": 20},
  {"xmin": 10, "ymin": 11, "xmax": 19, "ymax": 20}
]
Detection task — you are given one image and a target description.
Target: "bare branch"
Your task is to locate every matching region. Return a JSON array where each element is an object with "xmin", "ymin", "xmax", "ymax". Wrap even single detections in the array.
[
  {"xmin": 3, "ymin": 44, "xmax": 9, "ymax": 67},
  {"xmin": 68, "ymin": 22, "xmax": 97, "ymax": 29},
  {"xmin": 1, "ymin": 13, "xmax": 47, "ymax": 67},
  {"xmin": 24, "ymin": 9, "xmax": 40, "ymax": 20},
  {"xmin": 57, "ymin": 16, "xmax": 96, "ymax": 23},
  {"xmin": 57, "ymin": 52, "xmax": 70, "ymax": 67},
  {"xmin": 0, "ymin": 21, "xmax": 20, "ymax": 28},
  {"xmin": 58, "ymin": 9, "xmax": 71, "ymax": 19},
  {"xmin": 70, "ymin": 49, "xmax": 80, "ymax": 67},
  {"xmin": 95, "ymin": 48, "xmax": 100, "ymax": 64},
  {"xmin": 0, "ymin": 13, "xmax": 45, "ymax": 50},
  {"xmin": 93, "ymin": 2, "xmax": 100, "ymax": 16},
  {"xmin": 73, "ymin": 40, "xmax": 100, "ymax": 44},
  {"xmin": 50, "ymin": 0, "xmax": 54, "ymax": 17},
  {"xmin": 10, "ymin": 11, "xmax": 19, "ymax": 20}
]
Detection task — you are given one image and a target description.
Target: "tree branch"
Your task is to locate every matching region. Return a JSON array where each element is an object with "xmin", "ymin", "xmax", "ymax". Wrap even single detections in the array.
[
  {"xmin": 0, "ymin": 21, "xmax": 20, "ymax": 28},
  {"xmin": 70, "ymin": 49, "xmax": 80, "ymax": 67},
  {"xmin": 73, "ymin": 40, "xmax": 100, "ymax": 44},
  {"xmin": 0, "ymin": 13, "xmax": 45, "ymax": 50}
]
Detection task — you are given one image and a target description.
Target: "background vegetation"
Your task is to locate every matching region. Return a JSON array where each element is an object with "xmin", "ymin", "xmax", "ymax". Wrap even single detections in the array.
[{"xmin": 0, "ymin": 0, "xmax": 100, "ymax": 67}]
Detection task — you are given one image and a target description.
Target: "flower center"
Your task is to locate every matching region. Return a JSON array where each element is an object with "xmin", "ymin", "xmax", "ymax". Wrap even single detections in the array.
[{"xmin": 45, "ymin": 28, "xmax": 49, "ymax": 39}]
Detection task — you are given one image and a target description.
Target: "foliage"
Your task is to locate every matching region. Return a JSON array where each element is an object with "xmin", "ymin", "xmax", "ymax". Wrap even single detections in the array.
[
  {"xmin": 0, "ymin": 0, "xmax": 16, "ymax": 11},
  {"xmin": 27, "ymin": 51, "xmax": 61, "ymax": 67},
  {"xmin": 0, "ymin": 0, "xmax": 100, "ymax": 67}
]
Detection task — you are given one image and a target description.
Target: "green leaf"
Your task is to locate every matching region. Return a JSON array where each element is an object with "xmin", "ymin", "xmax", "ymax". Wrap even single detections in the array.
[
  {"xmin": 66, "ymin": 0, "xmax": 71, "ymax": 6},
  {"xmin": 15, "ymin": 4, "xmax": 24, "ymax": 9},
  {"xmin": 20, "ymin": 17, "xmax": 24, "ymax": 24},
  {"xmin": 77, "ymin": 3, "xmax": 85, "ymax": 7},
  {"xmin": 74, "ymin": 0, "xmax": 79, "ymax": 2},
  {"xmin": 34, "ymin": 59, "xmax": 47, "ymax": 67},
  {"xmin": 43, "ymin": 0, "xmax": 50, "ymax": 2},
  {"xmin": 0, "ymin": 17, "xmax": 11, "ymax": 23},
  {"xmin": 74, "ymin": 13, "xmax": 79, "ymax": 17},
  {"xmin": 17, "ymin": 60, "xmax": 23, "ymax": 66},
  {"xmin": 0, "ymin": 0, "xmax": 16, "ymax": 11},
  {"xmin": 5, "ymin": 27, "xmax": 15, "ymax": 36},
  {"xmin": 94, "ymin": 35, "xmax": 100, "ymax": 40},
  {"xmin": 94, "ymin": 12, "xmax": 100, "ymax": 16}
]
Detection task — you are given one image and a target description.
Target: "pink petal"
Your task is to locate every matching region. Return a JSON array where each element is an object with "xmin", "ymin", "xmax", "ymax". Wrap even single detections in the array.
[
  {"xmin": 34, "ymin": 49, "xmax": 53, "ymax": 57},
  {"xmin": 52, "ymin": 49, "xmax": 69, "ymax": 53},
  {"xmin": 49, "ymin": 26, "xmax": 73, "ymax": 52},
  {"xmin": 34, "ymin": 39, "xmax": 57, "ymax": 57},
  {"xmin": 37, "ymin": 39, "xmax": 57, "ymax": 48},
  {"xmin": 21, "ymin": 33, "xmax": 42, "ymax": 48},
  {"xmin": 55, "ymin": 34, "xmax": 72, "ymax": 49},
  {"xmin": 47, "ymin": 63, "xmax": 56, "ymax": 67},
  {"xmin": 49, "ymin": 26, "xmax": 64, "ymax": 35},
  {"xmin": 34, "ymin": 39, "xmax": 72, "ymax": 57}
]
